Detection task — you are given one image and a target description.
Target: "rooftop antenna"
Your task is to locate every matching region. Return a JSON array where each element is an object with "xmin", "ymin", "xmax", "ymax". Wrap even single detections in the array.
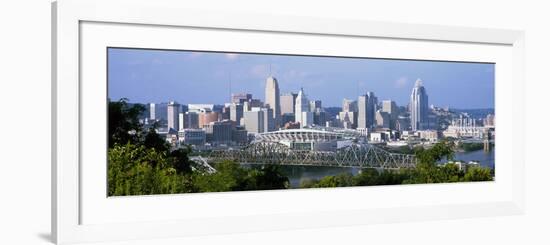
[{"xmin": 229, "ymin": 70, "xmax": 232, "ymax": 103}]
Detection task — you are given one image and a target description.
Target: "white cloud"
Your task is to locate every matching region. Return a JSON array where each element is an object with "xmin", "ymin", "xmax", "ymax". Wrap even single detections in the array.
[
  {"xmin": 393, "ymin": 77, "xmax": 409, "ymax": 89},
  {"xmin": 225, "ymin": 53, "xmax": 239, "ymax": 60},
  {"xmin": 250, "ymin": 64, "xmax": 269, "ymax": 78},
  {"xmin": 188, "ymin": 52, "xmax": 203, "ymax": 59}
]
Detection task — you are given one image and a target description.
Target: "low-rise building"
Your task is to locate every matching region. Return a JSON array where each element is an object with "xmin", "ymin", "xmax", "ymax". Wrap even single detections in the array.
[
  {"xmin": 369, "ymin": 132, "xmax": 387, "ymax": 142},
  {"xmin": 418, "ymin": 130, "xmax": 439, "ymax": 142},
  {"xmin": 178, "ymin": 128, "xmax": 206, "ymax": 146},
  {"xmin": 204, "ymin": 120, "xmax": 233, "ymax": 144}
]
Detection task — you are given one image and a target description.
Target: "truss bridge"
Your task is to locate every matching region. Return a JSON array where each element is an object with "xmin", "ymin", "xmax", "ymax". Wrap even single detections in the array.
[{"xmin": 204, "ymin": 142, "xmax": 417, "ymax": 169}]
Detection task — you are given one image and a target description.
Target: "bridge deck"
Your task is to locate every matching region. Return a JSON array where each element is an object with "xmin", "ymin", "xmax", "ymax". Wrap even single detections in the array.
[{"xmin": 200, "ymin": 142, "xmax": 417, "ymax": 169}]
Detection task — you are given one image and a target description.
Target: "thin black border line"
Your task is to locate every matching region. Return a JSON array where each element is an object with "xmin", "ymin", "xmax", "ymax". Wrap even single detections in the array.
[
  {"xmin": 107, "ymin": 46, "xmax": 496, "ymax": 65},
  {"xmin": 105, "ymin": 47, "xmax": 110, "ymax": 199}
]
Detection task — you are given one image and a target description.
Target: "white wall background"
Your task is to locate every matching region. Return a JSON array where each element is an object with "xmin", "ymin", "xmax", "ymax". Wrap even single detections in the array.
[{"xmin": 0, "ymin": 0, "xmax": 548, "ymax": 244}]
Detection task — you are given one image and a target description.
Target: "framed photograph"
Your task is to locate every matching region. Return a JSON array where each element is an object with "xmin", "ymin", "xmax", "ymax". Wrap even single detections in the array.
[{"xmin": 52, "ymin": 0, "xmax": 525, "ymax": 244}]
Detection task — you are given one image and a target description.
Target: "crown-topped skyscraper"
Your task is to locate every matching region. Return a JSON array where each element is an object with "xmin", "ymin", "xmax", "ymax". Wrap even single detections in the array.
[
  {"xmin": 295, "ymin": 87, "xmax": 313, "ymax": 128},
  {"xmin": 410, "ymin": 79, "xmax": 429, "ymax": 131}
]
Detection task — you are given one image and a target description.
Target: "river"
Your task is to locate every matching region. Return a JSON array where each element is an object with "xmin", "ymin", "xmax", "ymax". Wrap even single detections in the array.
[
  {"xmin": 243, "ymin": 149, "xmax": 495, "ymax": 188},
  {"xmin": 448, "ymin": 149, "xmax": 495, "ymax": 169}
]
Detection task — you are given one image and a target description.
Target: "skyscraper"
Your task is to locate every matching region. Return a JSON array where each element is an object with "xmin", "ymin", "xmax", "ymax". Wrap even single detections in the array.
[
  {"xmin": 357, "ymin": 92, "xmax": 377, "ymax": 129},
  {"xmin": 182, "ymin": 112, "xmax": 199, "ymax": 129},
  {"xmin": 382, "ymin": 100, "xmax": 398, "ymax": 117},
  {"xmin": 295, "ymin": 87, "xmax": 312, "ymax": 128},
  {"xmin": 280, "ymin": 92, "xmax": 297, "ymax": 115},
  {"xmin": 167, "ymin": 101, "xmax": 180, "ymax": 131},
  {"xmin": 410, "ymin": 79, "xmax": 429, "ymax": 131},
  {"xmin": 309, "ymin": 100, "xmax": 322, "ymax": 112},
  {"xmin": 230, "ymin": 103, "xmax": 244, "ymax": 124},
  {"xmin": 243, "ymin": 110, "xmax": 265, "ymax": 133},
  {"xmin": 261, "ymin": 107, "xmax": 275, "ymax": 132},
  {"xmin": 375, "ymin": 110, "xmax": 391, "ymax": 129},
  {"xmin": 231, "ymin": 93, "xmax": 252, "ymax": 104},
  {"xmin": 149, "ymin": 103, "xmax": 156, "ymax": 120},
  {"xmin": 198, "ymin": 111, "xmax": 219, "ymax": 128},
  {"xmin": 265, "ymin": 76, "xmax": 281, "ymax": 128},
  {"xmin": 342, "ymin": 99, "xmax": 357, "ymax": 112},
  {"xmin": 367, "ymin": 92, "xmax": 378, "ymax": 127},
  {"xmin": 382, "ymin": 100, "xmax": 398, "ymax": 129},
  {"xmin": 339, "ymin": 98, "xmax": 358, "ymax": 129},
  {"xmin": 178, "ymin": 112, "xmax": 185, "ymax": 130}
]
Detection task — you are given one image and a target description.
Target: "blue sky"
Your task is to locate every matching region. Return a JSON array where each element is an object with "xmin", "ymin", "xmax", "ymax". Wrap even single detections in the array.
[{"xmin": 108, "ymin": 48, "xmax": 494, "ymax": 109}]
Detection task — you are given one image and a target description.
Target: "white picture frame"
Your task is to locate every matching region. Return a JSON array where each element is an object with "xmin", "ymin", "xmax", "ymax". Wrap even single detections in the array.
[{"xmin": 52, "ymin": 0, "xmax": 525, "ymax": 244}]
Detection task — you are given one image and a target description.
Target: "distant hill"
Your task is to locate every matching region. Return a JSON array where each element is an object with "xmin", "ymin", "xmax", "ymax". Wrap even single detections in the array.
[{"xmin": 451, "ymin": 108, "xmax": 495, "ymax": 118}]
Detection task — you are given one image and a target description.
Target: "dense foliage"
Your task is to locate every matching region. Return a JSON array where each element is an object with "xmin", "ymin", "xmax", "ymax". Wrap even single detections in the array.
[
  {"xmin": 108, "ymin": 144, "xmax": 289, "ymax": 196},
  {"xmin": 193, "ymin": 161, "xmax": 289, "ymax": 192},
  {"xmin": 108, "ymin": 143, "xmax": 192, "ymax": 195},
  {"xmin": 107, "ymin": 99, "xmax": 493, "ymax": 196},
  {"xmin": 107, "ymin": 99, "xmax": 288, "ymax": 195},
  {"xmin": 108, "ymin": 98, "xmax": 146, "ymax": 148}
]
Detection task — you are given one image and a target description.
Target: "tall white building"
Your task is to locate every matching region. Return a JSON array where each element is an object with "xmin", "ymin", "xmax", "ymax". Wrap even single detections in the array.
[
  {"xmin": 280, "ymin": 92, "xmax": 297, "ymax": 115},
  {"xmin": 410, "ymin": 79, "xmax": 429, "ymax": 131},
  {"xmin": 265, "ymin": 76, "xmax": 281, "ymax": 128},
  {"xmin": 357, "ymin": 91, "xmax": 377, "ymax": 129},
  {"xmin": 338, "ymin": 98, "xmax": 357, "ymax": 129},
  {"xmin": 167, "ymin": 101, "xmax": 180, "ymax": 131},
  {"xmin": 295, "ymin": 88, "xmax": 313, "ymax": 128},
  {"xmin": 178, "ymin": 112, "xmax": 185, "ymax": 130},
  {"xmin": 149, "ymin": 103, "xmax": 156, "ymax": 120}
]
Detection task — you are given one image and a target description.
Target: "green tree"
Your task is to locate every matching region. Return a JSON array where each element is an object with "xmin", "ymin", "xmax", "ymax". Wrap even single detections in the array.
[
  {"xmin": 377, "ymin": 170, "xmax": 408, "ymax": 185},
  {"xmin": 108, "ymin": 143, "xmax": 189, "ymax": 196},
  {"xmin": 193, "ymin": 160, "xmax": 247, "ymax": 192},
  {"xmin": 464, "ymin": 166, "xmax": 493, "ymax": 181},
  {"xmin": 415, "ymin": 141, "xmax": 455, "ymax": 168},
  {"xmin": 108, "ymin": 99, "xmax": 145, "ymax": 147},
  {"xmin": 410, "ymin": 141, "xmax": 455, "ymax": 183},
  {"xmin": 300, "ymin": 178, "xmax": 320, "ymax": 188},
  {"xmin": 439, "ymin": 163, "xmax": 463, "ymax": 182},
  {"xmin": 314, "ymin": 176, "xmax": 339, "ymax": 188},
  {"xmin": 169, "ymin": 147, "xmax": 193, "ymax": 175},
  {"xmin": 143, "ymin": 122, "xmax": 170, "ymax": 153},
  {"xmin": 333, "ymin": 173, "xmax": 354, "ymax": 187},
  {"xmin": 352, "ymin": 169, "xmax": 380, "ymax": 186},
  {"xmin": 249, "ymin": 165, "xmax": 289, "ymax": 190}
]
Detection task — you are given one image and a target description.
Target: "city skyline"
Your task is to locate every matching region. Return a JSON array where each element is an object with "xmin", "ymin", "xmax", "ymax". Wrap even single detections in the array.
[{"xmin": 108, "ymin": 48, "xmax": 495, "ymax": 109}]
